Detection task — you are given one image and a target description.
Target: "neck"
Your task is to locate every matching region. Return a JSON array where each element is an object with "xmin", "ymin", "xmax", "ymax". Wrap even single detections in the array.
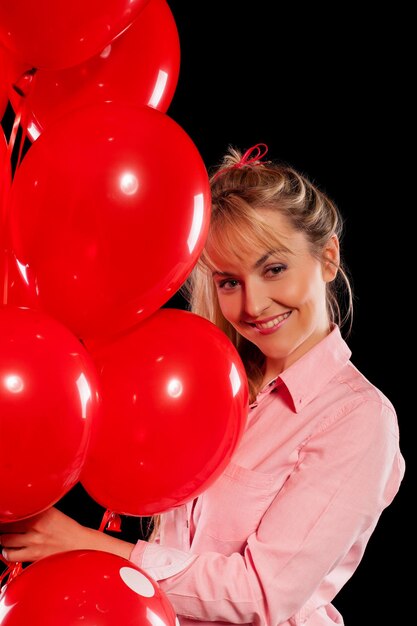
[{"xmin": 261, "ymin": 363, "xmax": 283, "ymax": 388}]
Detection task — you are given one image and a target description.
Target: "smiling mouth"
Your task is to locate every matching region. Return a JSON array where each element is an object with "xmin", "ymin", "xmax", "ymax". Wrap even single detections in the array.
[{"xmin": 249, "ymin": 311, "xmax": 292, "ymax": 330}]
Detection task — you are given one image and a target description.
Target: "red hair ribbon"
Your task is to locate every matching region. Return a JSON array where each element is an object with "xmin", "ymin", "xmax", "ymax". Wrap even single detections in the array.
[
  {"xmin": 236, "ymin": 143, "xmax": 268, "ymax": 167},
  {"xmin": 212, "ymin": 142, "xmax": 269, "ymax": 181}
]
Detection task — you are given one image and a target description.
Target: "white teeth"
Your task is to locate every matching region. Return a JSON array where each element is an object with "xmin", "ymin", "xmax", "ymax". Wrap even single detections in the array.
[{"xmin": 255, "ymin": 312, "xmax": 290, "ymax": 330}]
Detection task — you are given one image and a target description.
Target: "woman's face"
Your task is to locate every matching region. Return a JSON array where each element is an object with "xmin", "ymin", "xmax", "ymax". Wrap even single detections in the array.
[{"xmin": 211, "ymin": 209, "xmax": 339, "ymax": 375}]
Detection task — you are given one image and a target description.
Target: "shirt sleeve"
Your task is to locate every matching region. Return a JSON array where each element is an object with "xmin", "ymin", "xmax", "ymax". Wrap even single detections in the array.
[
  {"xmin": 129, "ymin": 397, "xmax": 405, "ymax": 625},
  {"xmin": 131, "ymin": 540, "xmax": 197, "ymax": 580}
]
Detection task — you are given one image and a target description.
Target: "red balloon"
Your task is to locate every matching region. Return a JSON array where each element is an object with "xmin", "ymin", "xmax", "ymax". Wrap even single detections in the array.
[
  {"xmin": 0, "ymin": 80, "xmax": 7, "ymax": 122},
  {"xmin": 0, "ymin": 45, "xmax": 13, "ymax": 119},
  {"xmin": 0, "ymin": 127, "xmax": 11, "ymax": 305},
  {"xmin": 0, "ymin": 44, "xmax": 36, "ymax": 107},
  {"xmin": 8, "ymin": 0, "xmax": 180, "ymax": 141},
  {"xmin": 0, "ymin": 93, "xmax": 6, "ymax": 123},
  {"xmin": 0, "ymin": 0, "xmax": 151, "ymax": 70},
  {"xmin": 0, "ymin": 550, "xmax": 177, "ymax": 625},
  {"xmin": 0, "ymin": 124, "xmax": 10, "ymax": 225},
  {"xmin": 1, "ymin": 251, "xmax": 40, "ymax": 309},
  {"xmin": 8, "ymin": 102, "xmax": 211, "ymax": 343},
  {"xmin": 81, "ymin": 308, "xmax": 249, "ymax": 516},
  {"xmin": 0, "ymin": 125, "xmax": 10, "ymax": 207},
  {"xmin": 0, "ymin": 307, "xmax": 102, "ymax": 522},
  {"xmin": 0, "ymin": 122, "xmax": 36, "ymax": 308}
]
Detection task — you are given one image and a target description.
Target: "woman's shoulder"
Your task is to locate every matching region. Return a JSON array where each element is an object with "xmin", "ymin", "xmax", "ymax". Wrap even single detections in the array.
[
  {"xmin": 332, "ymin": 360, "xmax": 398, "ymax": 431},
  {"xmin": 339, "ymin": 360, "xmax": 393, "ymax": 402}
]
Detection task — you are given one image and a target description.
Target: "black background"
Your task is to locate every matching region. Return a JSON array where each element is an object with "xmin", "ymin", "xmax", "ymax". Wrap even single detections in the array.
[{"xmin": 1, "ymin": 2, "xmax": 411, "ymax": 624}]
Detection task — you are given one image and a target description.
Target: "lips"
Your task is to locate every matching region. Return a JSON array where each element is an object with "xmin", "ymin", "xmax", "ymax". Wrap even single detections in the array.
[{"xmin": 247, "ymin": 311, "xmax": 291, "ymax": 334}]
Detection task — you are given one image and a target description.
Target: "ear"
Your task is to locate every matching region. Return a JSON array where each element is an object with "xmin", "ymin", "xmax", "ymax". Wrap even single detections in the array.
[{"xmin": 322, "ymin": 234, "xmax": 340, "ymax": 282}]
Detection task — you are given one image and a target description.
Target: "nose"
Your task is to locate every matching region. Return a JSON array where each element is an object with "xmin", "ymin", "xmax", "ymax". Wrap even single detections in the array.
[{"xmin": 242, "ymin": 279, "xmax": 271, "ymax": 319}]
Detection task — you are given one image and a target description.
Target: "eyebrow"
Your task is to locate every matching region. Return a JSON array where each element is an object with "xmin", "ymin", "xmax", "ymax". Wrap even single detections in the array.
[
  {"xmin": 212, "ymin": 250, "xmax": 277, "ymax": 277},
  {"xmin": 254, "ymin": 251, "xmax": 273, "ymax": 269}
]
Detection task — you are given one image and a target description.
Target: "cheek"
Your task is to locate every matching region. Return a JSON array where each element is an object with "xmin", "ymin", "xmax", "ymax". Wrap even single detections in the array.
[
  {"xmin": 218, "ymin": 294, "xmax": 240, "ymax": 321},
  {"xmin": 275, "ymin": 280, "xmax": 311, "ymax": 305},
  {"xmin": 278, "ymin": 269, "xmax": 324, "ymax": 306}
]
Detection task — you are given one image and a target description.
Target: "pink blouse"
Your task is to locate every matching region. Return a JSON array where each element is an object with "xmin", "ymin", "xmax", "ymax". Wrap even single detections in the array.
[{"xmin": 130, "ymin": 326, "xmax": 405, "ymax": 625}]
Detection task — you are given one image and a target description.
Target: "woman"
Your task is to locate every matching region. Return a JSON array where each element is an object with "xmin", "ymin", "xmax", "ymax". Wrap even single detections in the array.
[{"xmin": 0, "ymin": 144, "xmax": 405, "ymax": 625}]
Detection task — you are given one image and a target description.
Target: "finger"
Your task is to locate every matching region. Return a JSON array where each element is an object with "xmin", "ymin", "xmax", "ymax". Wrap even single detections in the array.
[
  {"xmin": 1, "ymin": 546, "xmax": 27, "ymax": 563},
  {"xmin": 0, "ymin": 533, "xmax": 28, "ymax": 549}
]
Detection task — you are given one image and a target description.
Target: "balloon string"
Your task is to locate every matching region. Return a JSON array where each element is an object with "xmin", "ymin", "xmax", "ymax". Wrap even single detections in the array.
[
  {"xmin": 98, "ymin": 509, "xmax": 122, "ymax": 533},
  {"xmin": 0, "ymin": 555, "xmax": 23, "ymax": 589},
  {"xmin": 6, "ymin": 107, "xmax": 22, "ymax": 164},
  {"xmin": 1, "ymin": 252, "xmax": 9, "ymax": 306},
  {"xmin": 15, "ymin": 122, "xmax": 29, "ymax": 171},
  {"xmin": 0, "ymin": 199, "xmax": 9, "ymax": 305},
  {"xmin": 1, "ymin": 67, "xmax": 37, "ymax": 306},
  {"xmin": 1, "ymin": 159, "xmax": 11, "ymax": 305},
  {"xmin": 7, "ymin": 67, "xmax": 37, "ymax": 169}
]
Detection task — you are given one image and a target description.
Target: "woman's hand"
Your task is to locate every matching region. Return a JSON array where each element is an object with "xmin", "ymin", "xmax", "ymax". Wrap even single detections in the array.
[{"xmin": 0, "ymin": 507, "xmax": 134, "ymax": 563}]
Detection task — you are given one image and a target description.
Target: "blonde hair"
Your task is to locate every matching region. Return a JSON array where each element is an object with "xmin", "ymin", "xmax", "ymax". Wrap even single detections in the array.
[{"xmin": 185, "ymin": 146, "xmax": 353, "ymax": 403}]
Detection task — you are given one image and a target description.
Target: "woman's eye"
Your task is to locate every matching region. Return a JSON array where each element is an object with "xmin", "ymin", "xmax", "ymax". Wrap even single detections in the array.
[
  {"xmin": 218, "ymin": 279, "xmax": 240, "ymax": 290},
  {"xmin": 266, "ymin": 264, "xmax": 286, "ymax": 276}
]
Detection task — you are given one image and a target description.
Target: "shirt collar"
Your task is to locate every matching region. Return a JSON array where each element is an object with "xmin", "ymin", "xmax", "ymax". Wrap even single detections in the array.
[{"xmin": 276, "ymin": 325, "xmax": 352, "ymax": 413}]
